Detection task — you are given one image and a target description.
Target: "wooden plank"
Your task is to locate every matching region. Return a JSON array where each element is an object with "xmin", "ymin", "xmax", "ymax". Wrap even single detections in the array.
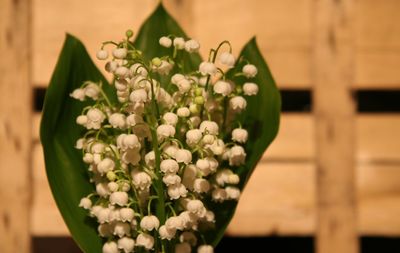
[
  {"xmin": 32, "ymin": 113, "xmax": 400, "ymax": 162},
  {"xmin": 32, "ymin": 0, "xmax": 159, "ymax": 86},
  {"xmin": 32, "ymin": 0, "xmax": 400, "ymax": 89},
  {"xmin": 313, "ymin": 0, "xmax": 359, "ymax": 253},
  {"xmin": 31, "ymin": 144, "xmax": 68, "ymax": 236},
  {"xmin": 227, "ymin": 162, "xmax": 316, "ymax": 235},
  {"xmin": 356, "ymin": 0, "xmax": 400, "ymax": 50},
  {"xmin": 355, "ymin": 52, "xmax": 400, "ymax": 88},
  {"xmin": 357, "ymin": 114, "xmax": 400, "ymax": 162},
  {"xmin": 0, "ymin": 0, "xmax": 32, "ymax": 251},
  {"xmin": 31, "ymin": 143, "xmax": 400, "ymax": 236}
]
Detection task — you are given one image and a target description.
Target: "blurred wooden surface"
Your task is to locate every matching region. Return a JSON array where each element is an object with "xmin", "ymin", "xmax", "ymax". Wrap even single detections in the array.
[
  {"xmin": 31, "ymin": 113, "xmax": 400, "ymax": 236},
  {"xmin": 32, "ymin": 0, "xmax": 400, "ymax": 88},
  {"xmin": 0, "ymin": 0, "xmax": 32, "ymax": 252},
  {"xmin": 313, "ymin": 0, "xmax": 358, "ymax": 252},
  {"xmin": 13, "ymin": 0, "xmax": 400, "ymax": 248}
]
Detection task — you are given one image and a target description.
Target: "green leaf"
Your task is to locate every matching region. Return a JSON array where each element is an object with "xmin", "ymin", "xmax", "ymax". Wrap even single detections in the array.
[
  {"xmin": 40, "ymin": 34, "xmax": 114, "ymax": 253},
  {"xmin": 205, "ymin": 37, "xmax": 281, "ymax": 246}
]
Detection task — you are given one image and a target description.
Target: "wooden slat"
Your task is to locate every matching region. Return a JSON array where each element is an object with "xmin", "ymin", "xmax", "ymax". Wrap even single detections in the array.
[
  {"xmin": 191, "ymin": 0, "xmax": 312, "ymax": 88},
  {"xmin": 32, "ymin": 141, "xmax": 400, "ymax": 236},
  {"xmin": 32, "ymin": 0, "xmax": 400, "ymax": 89},
  {"xmin": 0, "ymin": 0, "xmax": 32, "ymax": 251},
  {"xmin": 32, "ymin": 113, "xmax": 400, "ymax": 162},
  {"xmin": 313, "ymin": 1, "xmax": 358, "ymax": 253},
  {"xmin": 227, "ymin": 162, "xmax": 316, "ymax": 235},
  {"xmin": 356, "ymin": 0, "xmax": 400, "ymax": 50},
  {"xmin": 31, "ymin": 144, "xmax": 68, "ymax": 236},
  {"xmin": 33, "ymin": 0, "xmax": 158, "ymax": 86},
  {"xmin": 357, "ymin": 114, "xmax": 400, "ymax": 162}
]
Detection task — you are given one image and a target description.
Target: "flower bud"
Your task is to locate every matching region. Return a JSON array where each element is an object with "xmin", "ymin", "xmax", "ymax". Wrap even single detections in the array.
[
  {"xmin": 96, "ymin": 50, "xmax": 109, "ymax": 60},
  {"xmin": 159, "ymin": 36, "xmax": 172, "ymax": 48},
  {"xmin": 219, "ymin": 52, "xmax": 235, "ymax": 68}
]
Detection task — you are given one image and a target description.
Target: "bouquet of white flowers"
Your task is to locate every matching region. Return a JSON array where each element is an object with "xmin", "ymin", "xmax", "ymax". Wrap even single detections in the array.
[{"xmin": 40, "ymin": 4, "xmax": 280, "ymax": 253}]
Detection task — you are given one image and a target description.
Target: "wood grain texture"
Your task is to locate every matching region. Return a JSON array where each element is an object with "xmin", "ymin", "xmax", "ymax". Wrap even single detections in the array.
[
  {"xmin": 0, "ymin": 0, "xmax": 32, "ymax": 252},
  {"xmin": 31, "ymin": 151, "xmax": 400, "ymax": 236},
  {"xmin": 32, "ymin": 0, "xmax": 400, "ymax": 88},
  {"xmin": 33, "ymin": 113, "xmax": 400, "ymax": 162},
  {"xmin": 313, "ymin": 0, "xmax": 359, "ymax": 253}
]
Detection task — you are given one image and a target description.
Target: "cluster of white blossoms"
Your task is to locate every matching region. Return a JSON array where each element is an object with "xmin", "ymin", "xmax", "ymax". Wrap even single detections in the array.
[{"xmin": 72, "ymin": 30, "xmax": 259, "ymax": 253}]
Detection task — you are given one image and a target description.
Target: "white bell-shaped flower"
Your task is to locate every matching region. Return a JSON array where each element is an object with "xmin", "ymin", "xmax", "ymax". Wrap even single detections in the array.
[
  {"xmin": 226, "ymin": 186, "xmax": 241, "ymax": 200},
  {"xmin": 198, "ymin": 245, "xmax": 214, "ymax": 253},
  {"xmin": 79, "ymin": 197, "xmax": 92, "ymax": 209},
  {"xmin": 97, "ymin": 158, "xmax": 115, "ymax": 175},
  {"xmin": 70, "ymin": 88, "xmax": 85, "ymax": 101},
  {"xmin": 242, "ymin": 64, "xmax": 258, "ymax": 78},
  {"xmin": 163, "ymin": 112, "xmax": 178, "ymax": 126},
  {"xmin": 199, "ymin": 62, "xmax": 217, "ymax": 76},
  {"xmin": 243, "ymin": 82, "xmax": 259, "ymax": 96},
  {"xmin": 115, "ymin": 66, "xmax": 129, "ymax": 78},
  {"xmin": 131, "ymin": 169, "xmax": 152, "ymax": 190},
  {"xmin": 229, "ymin": 96, "xmax": 247, "ymax": 111},
  {"xmin": 157, "ymin": 124, "xmax": 176, "ymax": 141},
  {"xmin": 117, "ymin": 237, "xmax": 135, "ymax": 253},
  {"xmin": 159, "ymin": 36, "xmax": 172, "ymax": 48},
  {"xmin": 140, "ymin": 215, "xmax": 160, "ymax": 231},
  {"xmin": 182, "ymin": 165, "xmax": 197, "ymax": 190},
  {"xmin": 185, "ymin": 39, "xmax": 200, "ymax": 53},
  {"xmin": 114, "ymin": 221, "xmax": 131, "ymax": 237},
  {"xmin": 110, "ymin": 191, "xmax": 129, "ymax": 206},
  {"xmin": 129, "ymin": 88, "xmax": 148, "ymax": 103},
  {"xmin": 186, "ymin": 129, "xmax": 202, "ymax": 146},
  {"xmin": 84, "ymin": 82, "xmax": 100, "ymax": 100},
  {"xmin": 175, "ymin": 149, "xmax": 192, "ymax": 164},
  {"xmin": 109, "ymin": 113, "xmax": 126, "ymax": 129},
  {"xmin": 165, "ymin": 216, "xmax": 185, "ymax": 231},
  {"xmin": 102, "ymin": 241, "xmax": 118, "ymax": 253},
  {"xmin": 159, "ymin": 225, "xmax": 176, "ymax": 240},
  {"xmin": 232, "ymin": 128, "xmax": 248, "ymax": 143},
  {"xmin": 168, "ymin": 183, "xmax": 188, "ymax": 200},
  {"xmin": 173, "ymin": 37, "xmax": 185, "ymax": 49},
  {"xmin": 228, "ymin": 145, "xmax": 246, "ymax": 166},
  {"xmin": 219, "ymin": 52, "xmax": 235, "ymax": 68},
  {"xmin": 163, "ymin": 143, "xmax": 179, "ymax": 158},
  {"xmin": 163, "ymin": 173, "xmax": 182, "ymax": 186},
  {"xmin": 199, "ymin": 121, "xmax": 219, "ymax": 135},
  {"xmin": 212, "ymin": 188, "xmax": 228, "ymax": 202},
  {"xmin": 177, "ymin": 107, "xmax": 190, "ymax": 117},
  {"xmin": 112, "ymin": 48, "xmax": 127, "ymax": 59},
  {"xmin": 120, "ymin": 208, "xmax": 135, "ymax": 222},
  {"xmin": 86, "ymin": 108, "xmax": 105, "ymax": 129},
  {"xmin": 160, "ymin": 159, "xmax": 179, "ymax": 174},
  {"xmin": 213, "ymin": 81, "xmax": 232, "ymax": 96},
  {"xmin": 96, "ymin": 50, "xmax": 109, "ymax": 60},
  {"xmin": 186, "ymin": 199, "xmax": 206, "ymax": 217},
  {"xmin": 96, "ymin": 183, "xmax": 110, "ymax": 197},
  {"xmin": 136, "ymin": 233, "xmax": 155, "ymax": 250},
  {"xmin": 193, "ymin": 178, "xmax": 210, "ymax": 193},
  {"xmin": 145, "ymin": 151, "xmax": 155, "ymax": 167},
  {"xmin": 97, "ymin": 207, "xmax": 111, "ymax": 223}
]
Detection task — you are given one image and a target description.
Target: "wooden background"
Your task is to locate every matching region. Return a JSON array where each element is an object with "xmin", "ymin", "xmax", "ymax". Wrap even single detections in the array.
[{"xmin": 1, "ymin": 0, "xmax": 400, "ymax": 252}]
